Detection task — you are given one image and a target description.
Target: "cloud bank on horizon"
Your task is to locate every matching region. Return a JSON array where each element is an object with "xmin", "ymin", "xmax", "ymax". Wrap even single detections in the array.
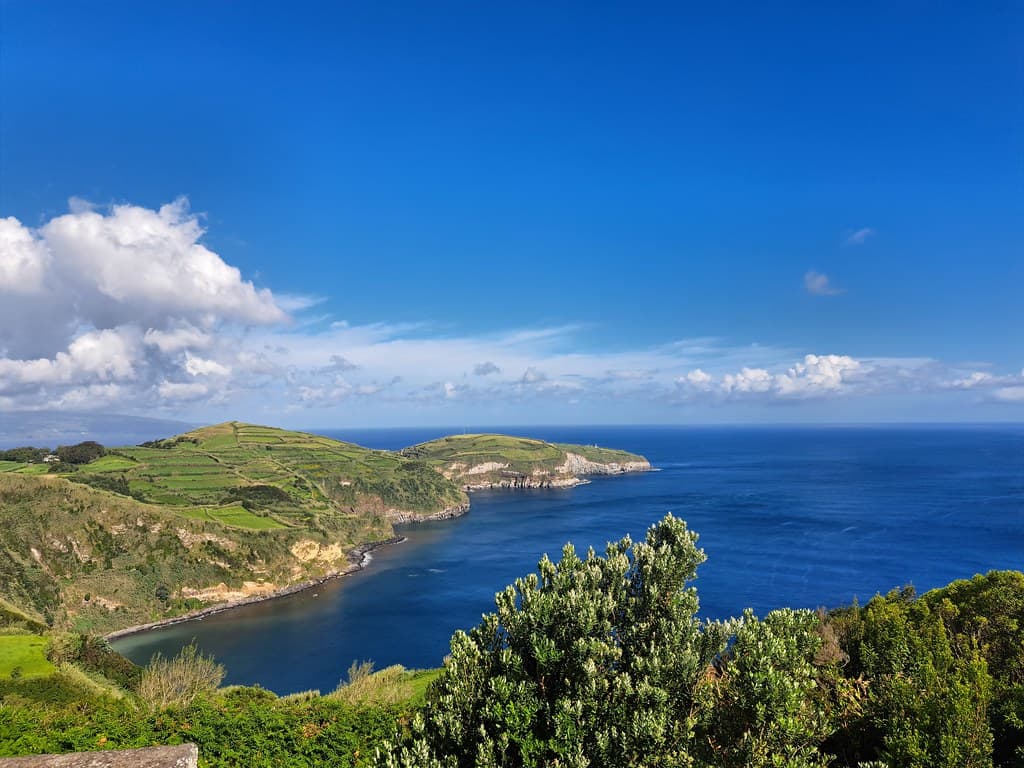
[{"xmin": 0, "ymin": 199, "xmax": 1021, "ymax": 425}]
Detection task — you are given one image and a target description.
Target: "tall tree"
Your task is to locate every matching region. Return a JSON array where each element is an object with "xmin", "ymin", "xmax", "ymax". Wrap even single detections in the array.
[{"xmin": 379, "ymin": 514, "xmax": 732, "ymax": 768}]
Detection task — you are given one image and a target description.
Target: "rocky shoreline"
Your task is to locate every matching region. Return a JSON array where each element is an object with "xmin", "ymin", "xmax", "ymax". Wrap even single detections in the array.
[
  {"xmin": 459, "ymin": 457, "xmax": 652, "ymax": 492},
  {"xmin": 386, "ymin": 501, "xmax": 470, "ymax": 524},
  {"xmin": 462, "ymin": 476, "xmax": 588, "ymax": 491},
  {"xmin": 103, "ymin": 536, "xmax": 406, "ymax": 642}
]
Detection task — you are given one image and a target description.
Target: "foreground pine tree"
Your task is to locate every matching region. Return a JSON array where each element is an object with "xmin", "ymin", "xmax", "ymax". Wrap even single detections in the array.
[{"xmin": 378, "ymin": 513, "xmax": 732, "ymax": 768}]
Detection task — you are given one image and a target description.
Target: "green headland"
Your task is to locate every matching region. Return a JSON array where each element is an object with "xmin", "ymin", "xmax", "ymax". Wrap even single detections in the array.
[{"xmin": 0, "ymin": 422, "xmax": 649, "ymax": 636}]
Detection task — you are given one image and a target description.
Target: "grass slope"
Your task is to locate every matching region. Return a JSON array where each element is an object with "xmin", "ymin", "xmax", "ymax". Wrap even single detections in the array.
[
  {"xmin": 552, "ymin": 441, "xmax": 647, "ymax": 464},
  {"xmin": 0, "ymin": 473, "xmax": 387, "ymax": 634},
  {"xmin": 0, "ymin": 635, "xmax": 55, "ymax": 679},
  {"xmin": 78, "ymin": 421, "xmax": 467, "ymax": 523}
]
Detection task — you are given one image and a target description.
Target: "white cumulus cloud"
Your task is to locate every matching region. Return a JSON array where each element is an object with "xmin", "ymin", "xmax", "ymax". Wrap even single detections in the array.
[
  {"xmin": 144, "ymin": 324, "xmax": 213, "ymax": 354},
  {"xmin": 678, "ymin": 354, "xmax": 862, "ymax": 400},
  {"xmin": 40, "ymin": 198, "xmax": 284, "ymax": 327},
  {"xmin": 184, "ymin": 353, "xmax": 232, "ymax": 378},
  {"xmin": 775, "ymin": 354, "xmax": 861, "ymax": 395},
  {"xmin": 0, "ymin": 198, "xmax": 289, "ymax": 410},
  {"xmin": 1, "ymin": 200, "xmax": 1019, "ymax": 422},
  {"xmin": 0, "ymin": 216, "xmax": 50, "ymax": 293},
  {"xmin": 0, "ymin": 327, "xmax": 140, "ymax": 392}
]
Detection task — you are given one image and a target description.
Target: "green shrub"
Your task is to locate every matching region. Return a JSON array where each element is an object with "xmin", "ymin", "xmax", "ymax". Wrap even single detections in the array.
[
  {"xmin": 380, "ymin": 513, "xmax": 732, "ymax": 768},
  {"xmin": 138, "ymin": 643, "xmax": 224, "ymax": 710},
  {"xmin": 56, "ymin": 442, "xmax": 106, "ymax": 465}
]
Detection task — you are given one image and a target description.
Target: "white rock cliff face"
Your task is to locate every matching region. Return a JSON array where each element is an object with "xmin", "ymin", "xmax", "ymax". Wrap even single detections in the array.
[
  {"xmin": 385, "ymin": 502, "xmax": 470, "ymax": 524},
  {"xmin": 558, "ymin": 452, "xmax": 652, "ymax": 477}
]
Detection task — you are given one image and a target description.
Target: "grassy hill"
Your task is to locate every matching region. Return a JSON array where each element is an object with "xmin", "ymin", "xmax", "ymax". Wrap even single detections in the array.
[
  {"xmin": 0, "ymin": 472, "xmax": 392, "ymax": 634},
  {"xmin": 0, "ymin": 423, "xmax": 649, "ymax": 635},
  {"xmin": 81, "ymin": 421, "xmax": 469, "ymax": 522}
]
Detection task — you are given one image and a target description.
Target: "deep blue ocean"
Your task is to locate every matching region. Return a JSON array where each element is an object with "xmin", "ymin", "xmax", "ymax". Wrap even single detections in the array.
[{"xmin": 112, "ymin": 425, "xmax": 1024, "ymax": 695}]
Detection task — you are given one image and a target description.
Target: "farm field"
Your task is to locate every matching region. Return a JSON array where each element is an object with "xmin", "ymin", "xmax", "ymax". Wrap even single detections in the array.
[
  {"xmin": 8, "ymin": 463, "xmax": 50, "ymax": 475},
  {"xmin": 62, "ymin": 424, "xmax": 648, "ymax": 527},
  {"xmin": 175, "ymin": 504, "xmax": 289, "ymax": 530},
  {"xmin": 0, "ymin": 635, "xmax": 55, "ymax": 679},
  {"xmin": 82, "ymin": 455, "xmax": 138, "ymax": 473}
]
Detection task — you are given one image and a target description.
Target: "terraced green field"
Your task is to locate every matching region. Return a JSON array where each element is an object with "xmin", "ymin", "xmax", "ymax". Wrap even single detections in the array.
[
  {"xmin": 0, "ymin": 635, "xmax": 55, "ymax": 679},
  {"xmin": 72, "ymin": 422, "xmax": 467, "ymax": 529},
  {"xmin": 61, "ymin": 424, "xmax": 646, "ymax": 530},
  {"xmin": 175, "ymin": 504, "xmax": 289, "ymax": 530},
  {"xmin": 83, "ymin": 455, "xmax": 138, "ymax": 473},
  {"xmin": 9, "ymin": 463, "xmax": 49, "ymax": 475}
]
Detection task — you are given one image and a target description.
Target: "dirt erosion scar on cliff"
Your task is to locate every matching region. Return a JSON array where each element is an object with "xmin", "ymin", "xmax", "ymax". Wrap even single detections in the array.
[{"xmin": 104, "ymin": 537, "xmax": 404, "ymax": 641}]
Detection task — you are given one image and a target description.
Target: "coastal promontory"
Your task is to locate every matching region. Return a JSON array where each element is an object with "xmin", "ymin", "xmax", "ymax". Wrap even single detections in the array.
[{"xmin": 0, "ymin": 422, "xmax": 649, "ymax": 636}]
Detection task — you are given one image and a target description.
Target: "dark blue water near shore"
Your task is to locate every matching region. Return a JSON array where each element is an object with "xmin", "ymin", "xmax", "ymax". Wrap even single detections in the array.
[{"xmin": 112, "ymin": 425, "xmax": 1024, "ymax": 695}]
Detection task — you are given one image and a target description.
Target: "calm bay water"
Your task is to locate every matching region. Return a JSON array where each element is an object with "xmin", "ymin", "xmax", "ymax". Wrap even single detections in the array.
[{"xmin": 112, "ymin": 425, "xmax": 1024, "ymax": 694}]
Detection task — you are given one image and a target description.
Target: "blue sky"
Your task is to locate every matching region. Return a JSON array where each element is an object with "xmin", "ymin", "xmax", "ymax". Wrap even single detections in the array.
[{"xmin": 0, "ymin": 2, "xmax": 1021, "ymax": 426}]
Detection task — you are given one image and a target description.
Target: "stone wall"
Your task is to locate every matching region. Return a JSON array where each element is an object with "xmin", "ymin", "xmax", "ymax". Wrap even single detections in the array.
[{"xmin": 0, "ymin": 744, "xmax": 197, "ymax": 768}]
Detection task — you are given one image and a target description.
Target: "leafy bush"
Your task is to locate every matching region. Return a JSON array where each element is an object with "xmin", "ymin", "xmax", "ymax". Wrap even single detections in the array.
[
  {"xmin": 76, "ymin": 473, "xmax": 133, "ymax": 497},
  {"xmin": 0, "ymin": 447, "xmax": 50, "ymax": 463},
  {"xmin": 138, "ymin": 643, "xmax": 224, "ymax": 710},
  {"xmin": 380, "ymin": 513, "xmax": 732, "ymax": 767},
  {"xmin": 47, "ymin": 633, "xmax": 141, "ymax": 690},
  {"xmin": 0, "ymin": 692, "xmax": 403, "ymax": 767},
  {"xmin": 228, "ymin": 484, "xmax": 295, "ymax": 506},
  {"xmin": 827, "ymin": 587, "xmax": 994, "ymax": 768},
  {"xmin": 695, "ymin": 608, "xmax": 836, "ymax": 768},
  {"xmin": 333, "ymin": 663, "xmax": 421, "ymax": 708},
  {"xmin": 56, "ymin": 442, "xmax": 106, "ymax": 465}
]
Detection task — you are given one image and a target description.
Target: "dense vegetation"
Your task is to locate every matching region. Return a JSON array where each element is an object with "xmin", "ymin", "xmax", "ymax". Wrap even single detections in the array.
[
  {"xmin": 56, "ymin": 441, "xmax": 108, "ymax": 465},
  {"xmin": 0, "ymin": 660, "xmax": 414, "ymax": 767},
  {"xmin": 1, "ymin": 514, "xmax": 1020, "ymax": 766},
  {"xmin": 0, "ymin": 623, "xmax": 437, "ymax": 768},
  {"xmin": 0, "ymin": 447, "xmax": 52, "ymax": 464},
  {"xmin": 1, "ymin": 428, "xmax": 1018, "ymax": 768},
  {"xmin": 381, "ymin": 515, "xmax": 1023, "ymax": 768}
]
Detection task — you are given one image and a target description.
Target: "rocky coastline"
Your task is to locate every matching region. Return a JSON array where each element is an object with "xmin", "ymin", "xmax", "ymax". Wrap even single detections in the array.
[
  {"xmin": 104, "ymin": 536, "xmax": 405, "ymax": 641},
  {"xmin": 385, "ymin": 501, "xmax": 470, "ymax": 524},
  {"xmin": 457, "ymin": 455, "xmax": 652, "ymax": 492}
]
